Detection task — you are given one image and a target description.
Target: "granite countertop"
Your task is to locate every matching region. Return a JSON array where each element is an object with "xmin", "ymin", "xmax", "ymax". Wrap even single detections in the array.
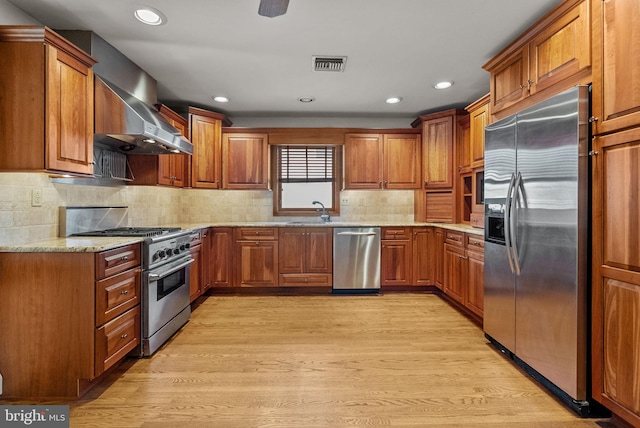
[{"xmin": 0, "ymin": 222, "xmax": 483, "ymax": 252}]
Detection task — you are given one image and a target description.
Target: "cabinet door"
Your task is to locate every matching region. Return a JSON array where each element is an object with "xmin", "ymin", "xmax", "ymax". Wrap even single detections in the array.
[
  {"xmin": 305, "ymin": 228, "xmax": 333, "ymax": 273},
  {"xmin": 466, "ymin": 249, "xmax": 484, "ymax": 318},
  {"xmin": 412, "ymin": 227, "xmax": 432, "ymax": 286},
  {"xmin": 46, "ymin": 45, "xmax": 94, "ymax": 175},
  {"xmin": 190, "ymin": 113, "xmax": 222, "ymax": 189},
  {"xmin": 222, "ymin": 133, "xmax": 269, "ymax": 189},
  {"xmin": 344, "ymin": 133, "xmax": 383, "ymax": 189},
  {"xmin": 443, "ymin": 243, "xmax": 466, "ymax": 304},
  {"xmin": 528, "ymin": 0, "xmax": 590, "ymax": 97},
  {"xmin": 383, "ymin": 134, "xmax": 421, "ymax": 189},
  {"xmin": 189, "ymin": 244, "xmax": 202, "ymax": 302},
  {"xmin": 278, "ymin": 228, "xmax": 305, "ymax": 274},
  {"xmin": 489, "ymin": 46, "xmax": 530, "ymax": 114},
  {"xmin": 210, "ymin": 227, "xmax": 233, "ymax": 287},
  {"xmin": 592, "ymin": 128, "xmax": 640, "ymax": 426},
  {"xmin": 592, "ymin": 0, "xmax": 640, "ymax": 135},
  {"xmin": 469, "ymin": 100, "xmax": 489, "ymax": 168},
  {"xmin": 422, "ymin": 116, "xmax": 454, "ymax": 189},
  {"xmin": 433, "ymin": 228, "xmax": 444, "ymax": 289},
  {"xmin": 235, "ymin": 240, "xmax": 278, "ymax": 287},
  {"xmin": 381, "ymin": 239, "xmax": 412, "ymax": 286}
]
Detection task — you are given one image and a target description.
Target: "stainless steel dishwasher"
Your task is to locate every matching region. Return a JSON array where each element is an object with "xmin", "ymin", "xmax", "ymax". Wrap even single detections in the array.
[{"xmin": 332, "ymin": 227, "xmax": 381, "ymax": 293}]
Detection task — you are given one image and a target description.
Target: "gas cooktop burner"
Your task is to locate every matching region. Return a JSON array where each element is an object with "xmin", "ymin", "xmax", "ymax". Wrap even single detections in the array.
[{"xmin": 76, "ymin": 227, "xmax": 182, "ymax": 238}]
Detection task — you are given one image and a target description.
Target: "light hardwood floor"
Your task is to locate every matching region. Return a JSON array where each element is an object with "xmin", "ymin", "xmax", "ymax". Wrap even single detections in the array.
[{"xmin": 22, "ymin": 295, "xmax": 622, "ymax": 426}]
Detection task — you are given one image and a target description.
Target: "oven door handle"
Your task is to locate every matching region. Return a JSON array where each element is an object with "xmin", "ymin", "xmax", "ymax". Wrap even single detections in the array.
[{"xmin": 148, "ymin": 257, "xmax": 194, "ymax": 281}]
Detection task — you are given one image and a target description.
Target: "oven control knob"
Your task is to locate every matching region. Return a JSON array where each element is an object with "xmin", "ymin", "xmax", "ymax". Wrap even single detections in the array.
[
  {"xmin": 185, "ymin": 242, "xmax": 191, "ymax": 249},
  {"xmin": 179, "ymin": 244, "xmax": 187, "ymax": 251},
  {"xmin": 158, "ymin": 249, "xmax": 167, "ymax": 259},
  {"xmin": 173, "ymin": 248, "xmax": 181, "ymax": 255}
]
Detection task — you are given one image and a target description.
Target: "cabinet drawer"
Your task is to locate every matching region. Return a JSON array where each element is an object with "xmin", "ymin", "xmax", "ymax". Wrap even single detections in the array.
[
  {"xmin": 96, "ymin": 243, "xmax": 141, "ymax": 279},
  {"xmin": 470, "ymin": 212, "xmax": 484, "ymax": 229},
  {"xmin": 381, "ymin": 227, "xmax": 411, "ymax": 240},
  {"xmin": 445, "ymin": 230, "xmax": 465, "ymax": 247},
  {"xmin": 466, "ymin": 234, "xmax": 485, "ymax": 254},
  {"xmin": 95, "ymin": 306, "xmax": 140, "ymax": 376},
  {"xmin": 96, "ymin": 268, "xmax": 141, "ymax": 326},
  {"xmin": 279, "ymin": 274, "xmax": 332, "ymax": 287},
  {"xmin": 235, "ymin": 227, "xmax": 277, "ymax": 241}
]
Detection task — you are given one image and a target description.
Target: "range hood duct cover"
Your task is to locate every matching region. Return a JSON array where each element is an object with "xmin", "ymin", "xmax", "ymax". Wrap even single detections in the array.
[{"xmin": 94, "ymin": 76, "xmax": 193, "ymax": 155}]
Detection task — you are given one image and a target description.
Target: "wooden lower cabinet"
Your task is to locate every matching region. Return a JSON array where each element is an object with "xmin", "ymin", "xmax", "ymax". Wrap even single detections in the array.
[
  {"xmin": 234, "ymin": 228, "xmax": 278, "ymax": 287},
  {"xmin": 189, "ymin": 240, "xmax": 203, "ymax": 302},
  {"xmin": 381, "ymin": 227, "xmax": 413, "ymax": 286},
  {"xmin": 278, "ymin": 227, "xmax": 332, "ymax": 287},
  {"xmin": 433, "ymin": 228, "xmax": 445, "ymax": 289},
  {"xmin": 210, "ymin": 227, "xmax": 233, "ymax": 287},
  {"xmin": 592, "ymin": 127, "xmax": 640, "ymax": 426},
  {"xmin": 0, "ymin": 243, "xmax": 141, "ymax": 398},
  {"xmin": 412, "ymin": 227, "xmax": 433, "ymax": 286},
  {"xmin": 441, "ymin": 229, "xmax": 484, "ymax": 321}
]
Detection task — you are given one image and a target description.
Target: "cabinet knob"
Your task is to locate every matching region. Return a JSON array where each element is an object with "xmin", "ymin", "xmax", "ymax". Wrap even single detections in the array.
[
  {"xmin": 589, "ymin": 116, "xmax": 599, "ymax": 123},
  {"xmin": 588, "ymin": 150, "xmax": 599, "ymax": 157},
  {"xmin": 120, "ymin": 256, "xmax": 129, "ymax": 261},
  {"xmin": 120, "ymin": 333, "xmax": 128, "ymax": 339},
  {"xmin": 520, "ymin": 83, "xmax": 527, "ymax": 89},
  {"xmin": 120, "ymin": 290, "xmax": 129, "ymax": 295},
  {"xmin": 527, "ymin": 79, "xmax": 534, "ymax": 85}
]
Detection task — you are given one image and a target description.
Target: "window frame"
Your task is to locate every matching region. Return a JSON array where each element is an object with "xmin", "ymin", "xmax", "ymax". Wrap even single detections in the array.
[{"xmin": 271, "ymin": 144, "xmax": 342, "ymax": 217}]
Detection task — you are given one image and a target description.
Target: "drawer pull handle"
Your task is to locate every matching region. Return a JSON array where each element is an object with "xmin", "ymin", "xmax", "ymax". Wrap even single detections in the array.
[
  {"xmin": 120, "ymin": 290, "xmax": 129, "ymax": 295},
  {"xmin": 120, "ymin": 333, "xmax": 128, "ymax": 339},
  {"xmin": 120, "ymin": 256, "xmax": 129, "ymax": 261}
]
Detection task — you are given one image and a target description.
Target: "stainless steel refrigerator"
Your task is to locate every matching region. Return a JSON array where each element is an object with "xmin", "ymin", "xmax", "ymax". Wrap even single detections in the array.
[{"xmin": 484, "ymin": 85, "xmax": 593, "ymax": 415}]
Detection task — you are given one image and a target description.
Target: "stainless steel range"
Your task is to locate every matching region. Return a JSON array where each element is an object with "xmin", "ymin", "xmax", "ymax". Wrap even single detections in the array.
[{"xmin": 60, "ymin": 206, "xmax": 193, "ymax": 356}]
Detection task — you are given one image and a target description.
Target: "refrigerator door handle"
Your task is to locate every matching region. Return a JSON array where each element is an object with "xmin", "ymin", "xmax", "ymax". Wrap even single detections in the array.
[
  {"xmin": 511, "ymin": 171, "xmax": 523, "ymax": 275},
  {"xmin": 504, "ymin": 172, "xmax": 517, "ymax": 274}
]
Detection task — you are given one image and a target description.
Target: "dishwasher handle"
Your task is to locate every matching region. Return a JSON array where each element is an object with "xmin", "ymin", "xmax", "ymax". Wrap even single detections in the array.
[{"xmin": 336, "ymin": 231, "xmax": 378, "ymax": 236}]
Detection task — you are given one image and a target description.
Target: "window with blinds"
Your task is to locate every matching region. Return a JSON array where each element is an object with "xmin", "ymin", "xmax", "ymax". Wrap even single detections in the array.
[
  {"xmin": 274, "ymin": 145, "xmax": 338, "ymax": 212},
  {"xmin": 278, "ymin": 146, "xmax": 335, "ymax": 183}
]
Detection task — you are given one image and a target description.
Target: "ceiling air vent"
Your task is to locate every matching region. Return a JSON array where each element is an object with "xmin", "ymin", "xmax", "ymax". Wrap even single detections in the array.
[{"xmin": 312, "ymin": 56, "xmax": 347, "ymax": 72}]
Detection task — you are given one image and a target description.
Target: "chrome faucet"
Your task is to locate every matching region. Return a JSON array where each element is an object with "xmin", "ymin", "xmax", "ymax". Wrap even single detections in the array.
[{"xmin": 312, "ymin": 200, "xmax": 331, "ymax": 222}]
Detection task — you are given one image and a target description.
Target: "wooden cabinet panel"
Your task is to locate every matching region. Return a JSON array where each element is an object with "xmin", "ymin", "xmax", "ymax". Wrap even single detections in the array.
[
  {"xmin": 278, "ymin": 227, "xmax": 332, "ymax": 286},
  {"xmin": 235, "ymin": 240, "xmax": 278, "ymax": 287},
  {"xmin": 381, "ymin": 239, "xmax": 412, "ymax": 286},
  {"xmin": 210, "ymin": 227, "xmax": 233, "ymax": 287},
  {"xmin": 190, "ymin": 107, "xmax": 223, "ymax": 189},
  {"xmin": 344, "ymin": 133, "xmax": 421, "ymax": 189},
  {"xmin": 236, "ymin": 227, "xmax": 278, "ymax": 241},
  {"xmin": 94, "ymin": 306, "xmax": 140, "ymax": 376},
  {"xmin": 484, "ymin": 0, "xmax": 591, "ymax": 118},
  {"xmin": 189, "ymin": 243, "xmax": 202, "ymax": 302},
  {"xmin": 95, "ymin": 243, "xmax": 141, "ymax": 279},
  {"xmin": 466, "ymin": 246, "xmax": 484, "ymax": 318},
  {"xmin": 95, "ymin": 268, "xmax": 141, "ymax": 325},
  {"xmin": 222, "ymin": 133, "xmax": 269, "ymax": 189},
  {"xmin": 528, "ymin": 0, "xmax": 590, "ymax": 96},
  {"xmin": 383, "ymin": 134, "xmax": 421, "ymax": 189},
  {"xmin": 490, "ymin": 46, "xmax": 530, "ymax": 114},
  {"xmin": 412, "ymin": 227, "xmax": 433, "ymax": 286},
  {"xmin": 425, "ymin": 192, "xmax": 454, "ymax": 223},
  {"xmin": 344, "ymin": 133, "xmax": 384, "ymax": 189},
  {"xmin": 468, "ymin": 95, "xmax": 490, "ymax": 168},
  {"xmin": 422, "ymin": 115, "xmax": 454, "ymax": 189},
  {"xmin": 592, "ymin": 0, "xmax": 640, "ymax": 135},
  {"xmin": 0, "ymin": 27, "xmax": 96, "ymax": 175},
  {"xmin": 433, "ymin": 228, "xmax": 444, "ymax": 289},
  {"xmin": 443, "ymin": 243, "xmax": 466, "ymax": 304}
]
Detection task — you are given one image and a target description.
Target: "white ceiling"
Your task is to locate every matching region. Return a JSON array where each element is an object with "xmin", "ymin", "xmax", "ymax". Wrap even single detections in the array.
[{"xmin": 9, "ymin": 0, "xmax": 563, "ymax": 121}]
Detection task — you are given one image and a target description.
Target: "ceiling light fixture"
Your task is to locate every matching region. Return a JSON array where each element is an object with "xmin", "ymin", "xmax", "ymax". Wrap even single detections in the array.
[
  {"xmin": 385, "ymin": 97, "xmax": 403, "ymax": 104},
  {"xmin": 434, "ymin": 81, "xmax": 453, "ymax": 89},
  {"xmin": 212, "ymin": 96, "xmax": 229, "ymax": 103},
  {"xmin": 134, "ymin": 7, "xmax": 166, "ymax": 26},
  {"xmin": 298, "ymin": 97, "xmax": 315, "ymax": 103}
]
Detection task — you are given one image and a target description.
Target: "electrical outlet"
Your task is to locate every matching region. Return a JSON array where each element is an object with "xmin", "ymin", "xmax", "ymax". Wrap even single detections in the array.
[
  {"xmin": 31, "ymin": 188, "xmax": 43, "ymax": 207},
  {"xmin": 340, "ymin": 196, "xmax": 349, "ymax": 206}
]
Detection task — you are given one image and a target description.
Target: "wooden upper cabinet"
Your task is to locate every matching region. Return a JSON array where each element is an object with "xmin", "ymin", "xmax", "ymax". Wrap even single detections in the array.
[
  {"xmin": 344, "ymin": 132, "xmax": 421, "ymax": 190},
  {"xmin": 157, "ymin": 105, "xmax": 188, "ymax": 187},
  {"xmin": 413, "ymin": 109, "xmax": 466, "ymax": 190},
  {"xmin": 383, "ymin": 134, "xmax": 421, "ymax": 189},
  {"xmin": 189, "ymin": 107, "xmax": 228, "ymax": 189},
  {"xmin": 484, "ymin": 0, "xmax": 591, "ymax": 118},
  {"xmin": 592, "ymin": 0, "xmax": 640, "ymax": 135},
  {"xmin": 344, "ymin": 133, "xmax": 383, "ymax": 189},
  {"xmin": 0, "ymin": 26, "xmax": 96, "ymax": 175},
  {"xmin": 466, "ymin": 94, "xmax": 490, "ymax": 169},
  {"xmin": 222, "ymin": 133, "xmax": 269, "ymax": 189}
]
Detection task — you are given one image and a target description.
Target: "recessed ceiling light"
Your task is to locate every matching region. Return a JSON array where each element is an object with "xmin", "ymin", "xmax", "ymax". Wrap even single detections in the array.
[
  {"xmin": 434, "ymin": 81, "xmax": 453, "ymax": 89},
  {"xmin": 212, "ymin": 96, "xmax": 229, "ymax": 103},
  {"xmin": 298, "ymin": 97, "xmax": 315, "ymax": 103},
  {"xmin": 134, "ymin": 7, "xmax": 166, "ymax": 26},
  {"xmin": 385, "ymin": 97, "xmax": 403, "ymax": 104}
]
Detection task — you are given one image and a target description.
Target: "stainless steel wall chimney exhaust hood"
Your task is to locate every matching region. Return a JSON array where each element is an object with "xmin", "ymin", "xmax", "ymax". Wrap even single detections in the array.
[{"xmin": 94, "ymin": 76, "xmax": 193, "ymax": 155}]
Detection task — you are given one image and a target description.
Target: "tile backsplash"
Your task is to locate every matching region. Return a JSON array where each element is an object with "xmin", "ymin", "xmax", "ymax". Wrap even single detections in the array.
[{"xmin": 0, "ymin": 173, "xmax": 415, "ymax": 246}]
